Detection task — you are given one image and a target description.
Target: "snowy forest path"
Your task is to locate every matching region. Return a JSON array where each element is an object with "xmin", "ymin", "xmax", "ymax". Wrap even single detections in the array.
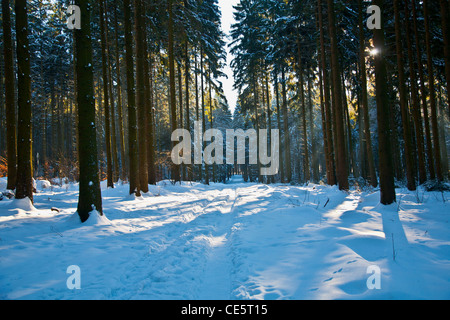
[
  {"xmin": 2, "ymin": 181, "xmax": 450, "ymax": 300},
  {"xmin": 106, "ymin": 181, "xmax": 355, "ymax": 300},
  {"xmin": 106, "ymin": 183, "xmax": 243, "ymax": 299},
  {"xmin": 196, "ymin": 186, "xmax": 240, "ymax": 299}
]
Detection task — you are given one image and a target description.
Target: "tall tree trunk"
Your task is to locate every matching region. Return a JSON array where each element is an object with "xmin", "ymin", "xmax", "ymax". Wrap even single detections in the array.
[
  {"xmin": 439, "ymin": 0, "xmax": 450, "ymax": 117},
  {"xmin": 106, "ymin": 40, "xmax": 119, "ymax": 183},
  {"xmin": 326, "ymin": 0, "xmax": 348, "ymax": 190},
  {"xmin": 394, "ymin": 0, "xmax": 416, "ymax": 191},
  {"xmin": 75, "ymin": 0, "xmax": 103, "ymax": 222},
  {"xmin": 201, "ymin": 46, "xmax": 208, "ymax": 185},
  {"xmin": 178, "ymin": 61, "xmax": 185, "ymax": 181},
  {"xmin": 342, "ymin": 78, "xmax": 355, "ymax": 178},
  {"xmin": 281, "ymin": 66, "xmax": 291, "ymax": 182},
  {"xmin": 96, "ymin": 75, "xmax": 104, "ymax": 180},
  {"xmin": 318, "ymin": 0, "xmax": 336, "ymax": 186},
  {"xmin": 209, "ymin": 70, "xmax": 216, "ymax": 183},
  {"xmin": 358, "ymin": 0, "xmax": 377, "ymax": 188},
  {"xmin": 146, "ymin": 52, "xmax": 156, "ymax": 186},
  {"xmin": 134, "ymin": 0, "xmax": 149, "ymax": 192},
  {"xmin": 317, "ymin": 30, "xmax": 330, "ymax": 183},
  {"xmin": 102, "ymin": 3, "xmax": 119, "ymax": 183},
  {"xmin": 307, "ymin": 69, "xmax": 318, "ymax": 183},
  {"xmin": 264, "ymin": 69, "xmax": 273, "ymax": 184},
  {"xmin": 412, "ymin": 0, "xmax": 435, "ymax": 180},
  {"xmin": 42, "ymin": 105, "xmax": 48, "ymax": 179},
  {"xmin": 423, "ymin": 0, "xmax": 443, "ymax": 181},
  {"xmin": 438, "ymin": 88, "xmax": 449, "ymax": 179},
  {"xmin": 178, "ymin": 62, "xmax": 183, "ymax": 131},
  {"xmin": 185, "ymin": 41, "xmax": 192, "ymax": 181},
  {"xmin": 274, "ymin": 70, "xmax": 285, "ymax": 183},
  {"xmin": 100, "ymin": 0, "xmax": 114, "ymax": 188},
  {"xmin": 109, "ymin": 68, "xmax": 119, "ymax": 183},
  {"xmin": 296, "ymin": 33, "xmax": 309, "ymax": 182},
  {"xmin": 2, "ymin": 0, "xmax": 17, "ymax": 191},
  {"xmin": 168, "ymin": 0, "xmax": 180, "ymax": 183},
  {"xmin": 123, "ymin": 0, "xmax": 140, "ymax": 195},
  {"xmin": 373, "ymin": 0, "xmax": 396, "ymax": 205},
  {"xmin": 404, "ymin": 0, "xmax": 427, "ymax": 185},
  {"xmin": 56, "ymin": 95, "xmax": 64, "ymax": 157},
  {"xmin": 253, "ymin": 76, "xmax": 261, "ymax": 183},
  {"xmin": 14, "ymin": 0, "xmax": 33, "ymax": 202},
  {"xmin": 113, "ymin": 0, "xmax": 127, "ymax": 182},
  {"xmin": 195, "ymin": 52, "xmax": 202, "ymax": 181},
  {"xmin": 357, "ymin": 97, "xmax": 367, "ymax": 179}
]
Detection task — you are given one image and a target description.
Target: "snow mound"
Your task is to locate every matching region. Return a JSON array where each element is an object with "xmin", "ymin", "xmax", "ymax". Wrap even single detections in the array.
[
  {"xmin": 66, "ymin": 210, "xmax": 111, "ymax": 226},
  {"xmin": 125, "ymin": 192, "xmax": 145, "ymax": 201},
  {"xmin": 84, "ymin": 210, "xmax": 111, "ymax": 226},
  {"xmin": 10, "ymin": 197, "xmax": 36, "ymax": 212},
  {"xmin": 36, "ymin": 179, "xmax": 51, "ymax": 190}
]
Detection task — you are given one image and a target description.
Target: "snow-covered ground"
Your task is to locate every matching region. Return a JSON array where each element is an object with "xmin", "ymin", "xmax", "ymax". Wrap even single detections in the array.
[{"xmin": 0, "ymin": 176, "xmax": 449, "ymax": 300}]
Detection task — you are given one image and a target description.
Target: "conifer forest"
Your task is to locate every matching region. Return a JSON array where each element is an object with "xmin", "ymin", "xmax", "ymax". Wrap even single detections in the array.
[{"xmin": 0, "ymin": 0, "xmax": 449, "ymax": 302}]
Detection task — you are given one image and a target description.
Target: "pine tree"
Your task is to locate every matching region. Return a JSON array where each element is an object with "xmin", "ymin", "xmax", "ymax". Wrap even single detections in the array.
[
  {"xmin": 394, "ymin": 0, "xmax": 416, "ymax": 191},
  {"xmin": 281, "ymin": 66, "xmax": 291, "ymax": 182},
  {"xmin": 168, "ymin": 0, "xmax": 180, "ymax": 183},
  {"xmin": 134, "ymin": 0, "xmax": 149, "ymax": 192},
  {"xmin": 439, "ymin": 0, "xmax": 450, "ymax": 117},
  {"xmin": 14, "ymin": 0, "xmax": 33, "ymax": 202},
  {"xmin": 317, "ymin": 0, "xmax": 336, "ymax": 186},
  {"xmin": 358, "ymin": 0, "xmax": 377, "ymax": 188},
  {"xmin": 326, "ymin": 0, "xmax": 348, "ymax": 191},
  {"xmin": 404, "ymin": 0, "xmax": 427, "ymax": 185},
  {"xmin": 373, "ymin": 0, "xmax": 396, "ymax": 205},
  {"xmin": 423, "ymin": 0, "xmax": 443, "ymax": 182},
  {"xmin": 113, "ymin": 0, "xmax": 127, "ymax": 182},
  {"xmin": 99, "ymin": 0, "xmax": 114, "ymax": 189},
  {"xmin": 184, "ymin": 39, "xmax": 192, "ymax": 181},
  {"xmin": 123, "ymin": 0, "xmax": 140, "ymax": 195},
  {"xmin": 411, "ymin": 0, "xmax": 435, "ymax": 181},
  {"xmin": 74, "ymin": 0, "xmax": 103, "ymax": 222},
  {"xmin": 144, "ymin": 18, "xmax": 156, "ymax": 186},
  {"xmin": 2, "ymin": 0, "xmax": 17, "ymax": 191}
]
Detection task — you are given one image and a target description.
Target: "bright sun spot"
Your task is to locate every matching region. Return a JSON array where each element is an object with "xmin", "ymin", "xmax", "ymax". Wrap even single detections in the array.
[{"xmin": 370, "ymin": 48, "xmax": 379, "ymax": 56}]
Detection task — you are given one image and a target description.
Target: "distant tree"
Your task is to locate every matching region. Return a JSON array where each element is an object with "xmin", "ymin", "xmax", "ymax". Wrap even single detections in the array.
[
  {"xmin": 99, "ymin": 0, "xmax": 114, "ymax": 188},
  {"xmin": 403, "ymin": 0, "xmax": 427, "ymax": 185},
  {"xmin": 357, "ymin": 0, "xmax": 377, "ymax": 188},
  {"xmin": 423, "ymin": 0, "xmax": 443, "ymax": 182},
  {"xmin": 394, "ymin": 0, "xmax": 415, "ymax": 191}
]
